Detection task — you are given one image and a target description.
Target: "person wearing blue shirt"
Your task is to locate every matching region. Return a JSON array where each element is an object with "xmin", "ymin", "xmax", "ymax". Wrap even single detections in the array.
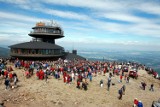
[{"xmin": 137, "ymin": 101, "xmax": 143, "ymax": 107}]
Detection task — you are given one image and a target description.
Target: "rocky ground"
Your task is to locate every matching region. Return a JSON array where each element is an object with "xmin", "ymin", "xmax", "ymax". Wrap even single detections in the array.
[{"xmin": 0, "ymin": 63, "xmax": 160, "ymax": 107}]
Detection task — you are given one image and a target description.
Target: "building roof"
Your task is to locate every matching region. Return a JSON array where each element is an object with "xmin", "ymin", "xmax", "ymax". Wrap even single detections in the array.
[
  {"xmin": 28, "ymin": 33, "xmax": 64, "ymax": 39},
  {"xmin": 64, "ymin": 52, "xmax": 86, "ymax": 61},
  {"xmin": 9, "ymin": 41, "xmax": 64, "ymax": 49}
]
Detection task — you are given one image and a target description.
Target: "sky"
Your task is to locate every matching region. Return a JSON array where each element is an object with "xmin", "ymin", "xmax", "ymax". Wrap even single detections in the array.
[{"xmin": 0, "ymin": 0, "xmax": 160, "ymax": 51}]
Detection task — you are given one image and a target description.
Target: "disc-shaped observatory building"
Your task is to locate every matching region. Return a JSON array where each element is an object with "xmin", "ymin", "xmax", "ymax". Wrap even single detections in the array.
[{"xmin": 9, "ymin": 21, "xmax": 85, "ymax": 60}]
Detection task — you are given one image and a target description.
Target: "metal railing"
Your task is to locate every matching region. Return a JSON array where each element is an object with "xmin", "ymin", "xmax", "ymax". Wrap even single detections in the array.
[{"xmin": 30, "ymin": 31, "xmax": 64, "ymax": 35}]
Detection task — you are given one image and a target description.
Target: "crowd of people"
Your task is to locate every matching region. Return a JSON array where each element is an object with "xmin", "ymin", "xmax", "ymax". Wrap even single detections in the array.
[
  {"xmin": 0, "ymin": 57, "xmax": 158, "ymax": 106},
  {"xmin": 11, "ymin": 58, "xmax": 157, "ymax": 91},
  {"xmin": 0, "ymin": 58, "xmax": 18, "ymax": 90}
]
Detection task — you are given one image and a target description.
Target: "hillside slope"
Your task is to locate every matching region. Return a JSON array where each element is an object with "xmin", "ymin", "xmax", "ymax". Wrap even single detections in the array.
[
  {"xmin": 0, "ymin": 63, "xmax": 160, "ymax": 107},
  {"xmin": 0, "ymin": 47, "xmax": 9, "ymax": 57}
]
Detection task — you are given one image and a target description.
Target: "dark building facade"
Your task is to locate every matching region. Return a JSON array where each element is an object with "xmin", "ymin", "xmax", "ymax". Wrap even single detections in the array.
[{"xmin": 9, "ymin": 21, "xmax": 85, "ymax": 60}]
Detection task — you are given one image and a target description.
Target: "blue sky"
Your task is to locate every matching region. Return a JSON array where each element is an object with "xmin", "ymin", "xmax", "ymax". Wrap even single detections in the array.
[{"xmin": 0, "ymin": 0, "xmax": 160, "ymax": 51}]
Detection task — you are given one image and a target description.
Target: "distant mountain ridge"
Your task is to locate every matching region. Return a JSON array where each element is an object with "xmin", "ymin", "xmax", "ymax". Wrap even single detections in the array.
[{"xmin": 0, "ymin": 47, "xmax": 9, "ymax": 57}]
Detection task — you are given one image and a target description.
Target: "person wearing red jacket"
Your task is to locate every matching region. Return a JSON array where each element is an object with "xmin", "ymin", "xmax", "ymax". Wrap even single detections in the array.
[
  {"xmin": 103, "ymin": 68, "xmax": 106, "ymax": 76},
  {"xmin": 77, "ymin": 79, "xmax": 80, "ymax": 89},
  {"xmin": 63, "ymin": 72, "xmax": 67, "ymax": 83},
  {"xmin": 4, "ymin": 70, "xmax": 8, "ymax": 78},
  {"xmin": 39, "ymin": 70, "xmax": 44, "ymax": 80},
  {"xmin": 67, "ymin": 74, "xmax": 70, "ymax": 84},
  {"xmin": 9, "ymin": 72, "xmax": 13, "ymax": 81},
  {"xmin": 133, "ymin": 98, "xmax": 139, "ymax": 107},
  {"xmin": 120, "ymin": 75, "xmax": 123, "ymax": 82},
  {"xmin": 25, "ymin": 70, "xmax": 29, "ymax": 78}
]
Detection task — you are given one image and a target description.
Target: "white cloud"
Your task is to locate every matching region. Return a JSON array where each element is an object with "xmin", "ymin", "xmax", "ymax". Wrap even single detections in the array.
[
  {"xmin": 0, "ymin": 0, "xmax": 91, "ymax": 21},
  {"xmin": 1, "ymin": 0, "xmax": 160, "ymax": 38},
  {"xmin": 98, "ymin": 12, "xmax": 150, "ymax": 23},
  {"xmin": 43, "ymin": 0, "xmax": 124, "ymax": 11},
  {"xmin": 36, "ymin": 8, "xmax": 91, "ymax": 21},
  {"xmin": 0, "ymin": 0, "xmax": 160, "ymax": 51},
  {"xmin": 0, "ymin": 11, "xmax": 46, "ymax": 23},
  {"xmin": 136, "ymin": 2, "xmax": 160, "ymax": 16},
  {"xmin": 42, "ymin": 0, "xmax": 160, "ymax": 16}
]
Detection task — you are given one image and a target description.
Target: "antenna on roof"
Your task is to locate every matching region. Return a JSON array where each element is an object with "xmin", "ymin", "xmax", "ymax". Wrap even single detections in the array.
[{"xmin": 51, "ymin": 19, "xmax": 54, "ymax": 26}]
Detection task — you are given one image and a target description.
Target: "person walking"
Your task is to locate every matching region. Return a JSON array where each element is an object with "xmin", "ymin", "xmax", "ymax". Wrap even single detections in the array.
[
  {"xmin": 107, "ymin": 76, "xmax": 111, "ymax": 91},
  {"xmin": 118, "ymin": 88, "xmax": 123, "ymax": 100},
  {"xmin": 107, "ymin": 81, "xmax": 111, "ymax": 91}
]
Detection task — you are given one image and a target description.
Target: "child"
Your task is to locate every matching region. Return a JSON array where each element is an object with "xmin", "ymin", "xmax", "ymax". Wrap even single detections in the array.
[{"xmin": 100, "ymin": 79, "xmax": 103, "ymax": 87}]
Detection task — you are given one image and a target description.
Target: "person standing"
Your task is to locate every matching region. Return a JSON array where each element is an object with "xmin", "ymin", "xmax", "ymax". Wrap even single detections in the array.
[
  {"xmin": 76, "ymin": 79, "xmax": 80, "ymax": 89},
  {"xmin": 13, "ymin": 76, "xmax": 17, "ymax": 87},
  {"xmin": 122, "ymin": 85, "xmax": 126, "ymax": 95},
  {"xmin": 118, "ymin": 88, "xmax": 123, "ymax": 100},
  {"xmin": 71, "ymin": 71, "xmax": 75, "ymax": 81},
  {"xmin": 88, "ymin": 71, "xmax": 92, "ymax": 82},
  {"xmin": 4, "ymin": 77, "xmax": 10, "ymax": 90},
  {"xmin": 149, "ymin": 84, "xmax": 154, "ymax": 91},
  {"xmin": 44, "ymin": 70, "xmax": 48, "ymax": 82},
  {"xmin": 120, "ymin": 75, "xmax": 123, "ymax": 82},
  {"xmin": 141, "ymin": 82, "xmax": 146, "ymax": 90},
  {"xmin": 107, "ymin": 76, "xmax": 111, "ymax": 91},
  {"xmin": 126, "ymin": 76, "xmax": 130, "ymax": 83}
]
